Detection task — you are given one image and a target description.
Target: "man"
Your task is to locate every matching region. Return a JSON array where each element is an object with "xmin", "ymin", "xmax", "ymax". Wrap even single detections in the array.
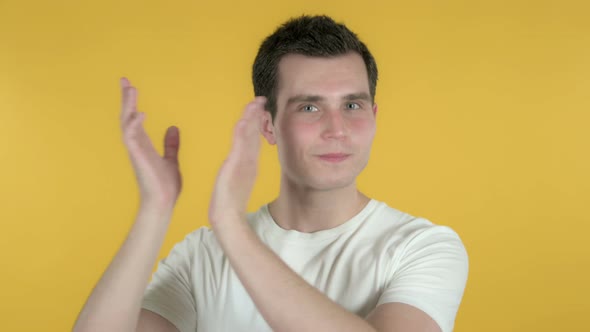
[{"xmin": 73, "ymin": 15, "xmax": 468, "ymax": 332}]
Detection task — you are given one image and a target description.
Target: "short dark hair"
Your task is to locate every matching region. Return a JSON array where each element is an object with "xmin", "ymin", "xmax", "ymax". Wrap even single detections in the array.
[{"xmin": 252, "ymin": 15, "xmax": 378, "ymax": 121}]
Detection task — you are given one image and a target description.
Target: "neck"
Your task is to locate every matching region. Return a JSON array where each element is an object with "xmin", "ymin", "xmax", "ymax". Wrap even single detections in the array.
[{"xmin": 268, "ymin": 176, "xmax": 371, "ymax": 233}]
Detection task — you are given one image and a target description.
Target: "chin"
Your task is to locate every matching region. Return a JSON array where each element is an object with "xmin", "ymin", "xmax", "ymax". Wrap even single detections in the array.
[
  {"xmin": 283, "ymin": 159, "xmax": 368, "ymax": 191},
  {"xmin": 307, "ymin": 174, "xmax": 358, "ymax": 192}
]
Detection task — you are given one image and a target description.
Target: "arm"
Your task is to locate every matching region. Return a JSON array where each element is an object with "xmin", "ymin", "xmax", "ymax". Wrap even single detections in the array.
[
  {"xmin": 366, "ymin": 303, "xmax": 442, "ymax": 332},
  {"xmin": 73, "ymin": 77, "xmax": 183, "ymax": 332},
  {"xmin": 72, "ymin": 204, "xmax": 178, "ymax": 332}
]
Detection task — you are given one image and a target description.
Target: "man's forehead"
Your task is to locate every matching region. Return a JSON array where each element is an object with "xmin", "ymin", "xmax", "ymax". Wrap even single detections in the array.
[
  {"xmin": 277, "ymin": 52, "xmax": 365, "ymax": 71},
  {"xmin": 276, "ymin": 53, "xmax": 370, "ymax": 97}
]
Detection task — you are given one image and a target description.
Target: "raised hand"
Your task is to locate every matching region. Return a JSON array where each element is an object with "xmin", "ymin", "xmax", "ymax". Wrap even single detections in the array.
[
  {"xmin": 208, "ymin": 97, "xmax": 266, "ymax": 226},
  {"xmin": 119, "ymin": 77, "xmax": 182, "ymax": 210}
]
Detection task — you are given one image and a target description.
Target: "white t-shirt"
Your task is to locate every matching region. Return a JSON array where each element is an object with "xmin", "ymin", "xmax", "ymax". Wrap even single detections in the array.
[{"xmin": 141, "ymin": 199, "xmax": 469, "ymax": 332}]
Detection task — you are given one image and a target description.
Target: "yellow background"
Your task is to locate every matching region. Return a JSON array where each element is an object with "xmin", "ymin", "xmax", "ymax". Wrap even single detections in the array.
[{"xmin": 1, "ymin": 0, "xmax": 588, "ymax": 331}]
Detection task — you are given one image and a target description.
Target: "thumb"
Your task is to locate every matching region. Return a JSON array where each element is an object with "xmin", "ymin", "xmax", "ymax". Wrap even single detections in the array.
[{"xmin": 163, "ymin": 126, "xmax": 180, "ymax": 162}]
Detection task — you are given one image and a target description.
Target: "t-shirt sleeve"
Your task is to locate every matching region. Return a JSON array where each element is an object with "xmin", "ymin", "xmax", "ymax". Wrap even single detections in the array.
[
  {"xmin": 377, "ymin": 224, "xmax": 469, "ymax": 332},
  {"xmin": 141, "ymin": 230, "xmax": 202, "ymax": 332}
]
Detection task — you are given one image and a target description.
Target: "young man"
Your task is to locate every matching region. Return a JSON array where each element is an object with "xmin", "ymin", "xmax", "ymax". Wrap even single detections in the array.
[{"xmin": 73, "ymin": 15, "xmax": 468, "ymax": 332}]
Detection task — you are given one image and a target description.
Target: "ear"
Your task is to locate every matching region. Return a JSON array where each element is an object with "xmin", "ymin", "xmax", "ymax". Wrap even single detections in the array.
[
  {"xmin": 260, "ymin": 110, "xmax": 277, "ymax": 145},
  {"xmin": 372, "ymin": 103, "xmax": 378, "ymax": 117}
]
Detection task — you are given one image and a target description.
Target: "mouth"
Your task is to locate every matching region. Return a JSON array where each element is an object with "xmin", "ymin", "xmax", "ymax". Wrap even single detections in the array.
[{"xmin": 316, "ymin": 153, "xmax": 351, "ymax": 163}]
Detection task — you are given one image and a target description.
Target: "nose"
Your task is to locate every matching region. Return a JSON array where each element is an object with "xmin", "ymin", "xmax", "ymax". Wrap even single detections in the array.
[{"xmin": 321, "ymin": 110, "xmax": 348, "ymax": 140}]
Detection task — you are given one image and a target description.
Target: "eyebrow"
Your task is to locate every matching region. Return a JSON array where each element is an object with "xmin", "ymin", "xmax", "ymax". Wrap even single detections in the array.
[
  {"xmin": 286, "ymin": 92, "xmax": 371, "ymax": 106},
  {"xmin": 286, "ymin": 94, "xmax": 324, "ymax": 106},
  {"xmin": 343, "ymin": 92, "xmax": 371, "ymax": 102}
]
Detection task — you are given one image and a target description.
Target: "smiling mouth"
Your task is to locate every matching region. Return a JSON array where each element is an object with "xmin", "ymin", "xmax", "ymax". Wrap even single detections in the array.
[{"xmin": 317, "ymin": 153, "xmax": 351, "ymax": 162}]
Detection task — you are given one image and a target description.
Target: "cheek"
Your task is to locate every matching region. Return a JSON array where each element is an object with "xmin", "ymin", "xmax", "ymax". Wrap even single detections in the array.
[
  {"xmin": 277, "ymin": 121, "xmax": 319, "ymax": 158},
  {"xmin": 351, "ymin": 118, "xmax": 377, "ymax": 143}
]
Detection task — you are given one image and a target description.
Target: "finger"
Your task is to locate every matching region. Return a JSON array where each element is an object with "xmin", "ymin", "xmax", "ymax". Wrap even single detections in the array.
[
  {"xmin": 235, "ymin": 97, "xmax": 265, "ymax": 131},
  {"xmin": 247, "ymin": 97, "xmax": 266, "ymax": 135},
  {"xmin": 240, "ymin": 99, "xmax": 264, "ymax": 136},
  {"xmin": 120, "ymin": 76, "xmax": 130, "ymax": 89},
  {"xmin": 230, "ymin": 100, "xmax": 264, "ymax": 161},
  {"xmin": 121, "ymin": 88, "xmax": 138, "ymax": 128},
  {"xmin": 120, "ymin": 77, "xmax": 130, "ymax": 115},
  {"xmin": 244, "ymin": 97, "xmax": 266, "ymax": 120},
  {"xmin": 120, "ymin": 78, "xmax": 137, "ymax": 126},
  {"xmin": 122, "ymin": 111, "xmax": 146, "ymax": 142},
  {"xmin": 163, "ymin": 126, "xmax": 180, "ymax": 163}
]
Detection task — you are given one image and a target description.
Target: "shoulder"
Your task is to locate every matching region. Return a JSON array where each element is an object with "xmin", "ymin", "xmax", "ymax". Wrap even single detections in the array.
[
  {"xmin": 372, "ymin": 199, "xmax": 463, "ymax": 234},
  {"xmin": 372, "ymin": 204, "xmax": 469, "ymax": 332},
  {"xmin": 382, "ymin": 209, "xmax": 469, "ymax": 284},
  {"xmin": 367, "ymin": 200, "xmax": 468, "ymax": 262}
]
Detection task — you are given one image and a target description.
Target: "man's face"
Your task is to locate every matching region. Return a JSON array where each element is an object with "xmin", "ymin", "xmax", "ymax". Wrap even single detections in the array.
[{"xmin": 261, "ymin": 52, "xmax": 377, "ymax": 191}]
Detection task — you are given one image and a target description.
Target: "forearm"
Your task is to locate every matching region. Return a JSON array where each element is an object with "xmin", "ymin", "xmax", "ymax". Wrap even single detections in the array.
[
  {"xmin": 73, "ymin": 203, "xmax": 174, "ymax": 332},
  {"xmin": 213, "ymin": 219, "xmax": 377, "ymax": 332}
]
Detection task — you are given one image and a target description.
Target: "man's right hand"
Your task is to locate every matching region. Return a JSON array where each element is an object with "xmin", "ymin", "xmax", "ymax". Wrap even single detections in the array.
[{"xmin": 120, "ymin": 77, "xmax": 182, "ymax": 210}]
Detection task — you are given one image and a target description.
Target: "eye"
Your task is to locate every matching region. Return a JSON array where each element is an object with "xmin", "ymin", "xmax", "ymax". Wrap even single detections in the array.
[
  {"xmin": 345, "ymin": 102, "xmax": 361, "ymax": 110},
  {"xmin": 301, "ymin": 104, "xmax": 319, "ymax": 112}
]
